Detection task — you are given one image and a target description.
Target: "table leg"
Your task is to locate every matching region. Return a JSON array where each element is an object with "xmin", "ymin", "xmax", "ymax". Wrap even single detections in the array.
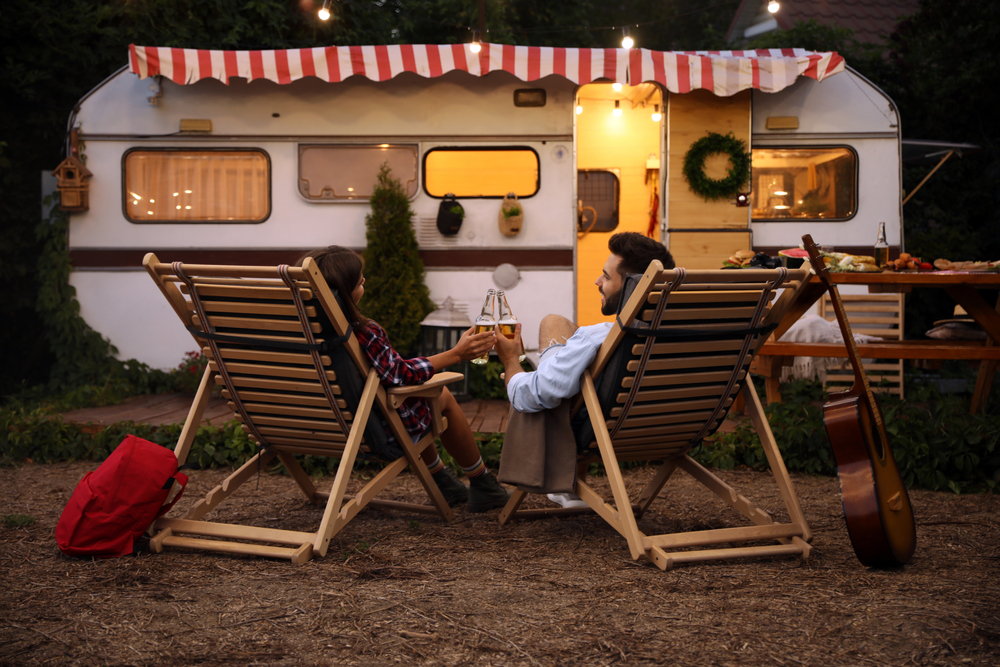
[{"xmin": 969, "ymin": 293, "xmax": 1000, "ymax": 414}]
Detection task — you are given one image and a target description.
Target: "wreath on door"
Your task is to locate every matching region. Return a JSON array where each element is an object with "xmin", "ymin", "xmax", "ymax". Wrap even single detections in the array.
[{"xmin": 682, "ymin": 132, "xmax": 751, "ymax": 202}]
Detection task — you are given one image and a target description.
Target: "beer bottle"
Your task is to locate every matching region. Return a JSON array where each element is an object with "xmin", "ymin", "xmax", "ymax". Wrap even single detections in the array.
[
  {"xmin": 472, "ymin": 289, "xmax": 496, "ymax": 365},
  {"xmin": 874, "ymin": 221, "xmax": 889, "ymax": 268},
  {"xmin": 496, "ymin": 290, "xmax": 526, "ymax": 363}
]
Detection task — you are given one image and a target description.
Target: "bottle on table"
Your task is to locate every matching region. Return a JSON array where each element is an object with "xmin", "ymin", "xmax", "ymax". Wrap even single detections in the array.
[
  {"xmin": 496, "ymin": 290, "xmax": 526, "ymax": 363},
  {"xmin": 874, "ymin": 221, "xmax": 889, "ymax": 268},
  {"xmin": 472, "ymin": 289, "xmax": 496, "ymax": 365}
]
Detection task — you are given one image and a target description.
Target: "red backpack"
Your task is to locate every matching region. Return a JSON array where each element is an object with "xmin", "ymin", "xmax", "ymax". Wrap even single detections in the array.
[{"xmin": 56, "ymin": 435, "xmax": 188, "ymax": 558}]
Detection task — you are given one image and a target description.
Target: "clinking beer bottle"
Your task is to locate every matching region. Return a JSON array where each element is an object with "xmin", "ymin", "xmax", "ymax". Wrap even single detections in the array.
[
  {"xmin": 496, "ymin": 290, "xmax": 526, "ymax": 363},
  {"xmin": 472, "ymin": 289, "xmax": 496, "ymax": 365}
]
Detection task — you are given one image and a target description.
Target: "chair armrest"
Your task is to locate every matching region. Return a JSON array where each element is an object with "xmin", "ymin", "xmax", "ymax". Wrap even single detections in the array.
[{"xmin": 386, "ymin": 372, "xmax": 464, "ymax": 409}]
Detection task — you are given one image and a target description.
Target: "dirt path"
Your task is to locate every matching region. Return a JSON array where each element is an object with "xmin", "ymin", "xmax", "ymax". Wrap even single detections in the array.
[{"xmin": 2, "ymin": 462, "xmax": 998, "ymax": 666}]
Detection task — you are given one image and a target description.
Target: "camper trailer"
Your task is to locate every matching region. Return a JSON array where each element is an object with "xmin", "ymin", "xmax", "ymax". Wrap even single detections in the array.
[{"xmin": 63, "ymin": 44, "xmax": 899, "ymax": 370}]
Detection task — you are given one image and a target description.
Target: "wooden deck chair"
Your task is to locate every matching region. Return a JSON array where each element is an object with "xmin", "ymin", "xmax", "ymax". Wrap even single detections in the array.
[
  {"xmin": 820, "ymin": 293, "xmax": 905, "ymax": 399},
  {"xmin": 143, "ymin": 253, "xmax": 461, "ymax": 564},
  {"xmin": 499, "ymin": 263, "xmax": 814, "ymax": 570}
]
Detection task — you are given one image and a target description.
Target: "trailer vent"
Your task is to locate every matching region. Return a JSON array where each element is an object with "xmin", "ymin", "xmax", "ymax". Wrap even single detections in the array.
[{"xmin": 416, "ymin": 217, "xmax": 460, "ymax": 248}]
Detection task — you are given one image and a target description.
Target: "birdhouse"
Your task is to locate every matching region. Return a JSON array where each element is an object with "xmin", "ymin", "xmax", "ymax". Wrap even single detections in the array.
[{"xmin": 52, "ymin": 155, "xmax": 93, "ymax": 212}]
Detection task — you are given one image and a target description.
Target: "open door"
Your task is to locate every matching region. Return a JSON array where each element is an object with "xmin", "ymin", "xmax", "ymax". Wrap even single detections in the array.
[{"xmin": 575, "ymin": 82, "xmax": 663, "ymax": 326}]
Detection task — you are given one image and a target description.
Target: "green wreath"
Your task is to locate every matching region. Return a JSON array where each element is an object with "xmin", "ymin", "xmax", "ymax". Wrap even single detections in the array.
[{"xmin": 682, "ymin": 132, "xmax": 752, "ymax": 202}]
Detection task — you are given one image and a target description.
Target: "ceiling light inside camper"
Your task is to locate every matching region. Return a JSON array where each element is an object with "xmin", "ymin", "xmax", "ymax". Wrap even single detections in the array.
[
  {"xmin": 131, "ymin": 192, "xmax": 141, "ymax": 200},
  {"xmin": 651, "ymin": 104, "xmax": 661, "ymax": 122},
  {"xmin": 347, "ymin": 187, "xmax": 354, "ymax": 192},
  {"xmin": 149, "ymin": 199, "xmax": 155, "ymax": 203},
  {"xmin": 185, "ymin": 206, "xmax": 192, "ymax": 210},
  {"xmin": 621, "ymin": 27, "xmax": 634, "ymax": 49},
  {"xmin": 613, "ymin": 100, "xmax": 622, "ymax": 117},
  {"xmin": 184, "ymin": 190, "xmax": 192, "ymax": 194},
  {"xmin": 318, "ymin": 0, "xmax": 331, "ymax": 21},
  {"xmin": 774, "ymin": 190, "xmax": 788, "ymax": 196},
  {"xmin": 612, "ymin": 82, "xmax": 622, "ymax": 92},
  {"xmin": 173, "ymin": 192, "xmax": 179, "ymax": 197},
  {"xmin": 176, "ymin": 205, "xmax": 181, "ymax": 210},
  {"xmin": 380, "ymin": 144, "xmax": 389, "ymax": 148},
  {"xmin": 768, "ymin": 1, "xmax": 779, "ymax": 13}
]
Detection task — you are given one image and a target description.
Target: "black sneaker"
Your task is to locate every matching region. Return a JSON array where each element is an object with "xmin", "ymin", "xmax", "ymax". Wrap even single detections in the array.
[
  {"xmin": 431, "ymin": 468, "xmax": 469, "ymax": 507},
  {"xmin": 467, "ymin": 471, "xmax": 510, "ymax": 513}
]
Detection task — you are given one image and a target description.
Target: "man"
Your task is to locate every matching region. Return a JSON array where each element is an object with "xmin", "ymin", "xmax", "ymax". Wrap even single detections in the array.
[{"xmin": 494, "ymin": 232, "xmax": 674, "ymax": 413}]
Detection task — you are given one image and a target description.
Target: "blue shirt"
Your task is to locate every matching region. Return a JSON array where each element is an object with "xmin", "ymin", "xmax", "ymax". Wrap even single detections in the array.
[{"xmin": 506, "ymin": 322, "xmax": 613, "ymax": 413}]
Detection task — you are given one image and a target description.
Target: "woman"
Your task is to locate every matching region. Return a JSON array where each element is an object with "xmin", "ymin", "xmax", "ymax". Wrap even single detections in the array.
[{"xmin": 297, "ymin": 246, "xmax": 509, "ymax": 512}]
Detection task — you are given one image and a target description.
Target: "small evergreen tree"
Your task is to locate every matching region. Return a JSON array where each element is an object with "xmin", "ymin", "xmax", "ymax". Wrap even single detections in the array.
[{"xmin": 360, "ymin": 165, "xmax": 436, "ymax": 356}]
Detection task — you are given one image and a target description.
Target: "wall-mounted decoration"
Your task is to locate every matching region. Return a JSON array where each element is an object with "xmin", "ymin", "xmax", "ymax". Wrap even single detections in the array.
[
  {"xmin": 436, "ymin": 193, "xmax": 464, "ymax": 235},
  {"xmin": 52, "ymin": 155, "xmax": 92, "ymax": 212},
  {"xmin": 498, "ymin": 193, "xmax": 523, "ymax": 237}
]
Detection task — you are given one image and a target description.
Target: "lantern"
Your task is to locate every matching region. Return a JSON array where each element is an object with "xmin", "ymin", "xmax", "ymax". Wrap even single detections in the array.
[{"xmin": 419, "ymin": 297, "xmax": 473, "ymax": 402}]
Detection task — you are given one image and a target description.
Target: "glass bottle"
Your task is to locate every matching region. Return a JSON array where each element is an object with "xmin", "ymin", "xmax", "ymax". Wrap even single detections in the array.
[
  {"xmin": 496, "ymin": 290, "xmax": 526, "ymax": 362},
  {"xmin": 874, "ymin": 221, "xmax": 889, "ymax": 268},
  {"xmin": 472, "ymin": 289, "xmax": 496, "ymax": 365}
]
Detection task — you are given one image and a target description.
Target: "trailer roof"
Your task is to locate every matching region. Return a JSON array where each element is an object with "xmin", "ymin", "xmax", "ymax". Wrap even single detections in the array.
[{"xmin": 128, "ymin": 44, "xmax": 844, "ymax": 97}]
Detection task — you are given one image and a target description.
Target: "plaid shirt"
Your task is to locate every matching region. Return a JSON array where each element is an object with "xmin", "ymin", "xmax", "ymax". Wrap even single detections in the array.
[{"xmin": 354, "ymin": 321, "xmax": 434, "ymax": 441}]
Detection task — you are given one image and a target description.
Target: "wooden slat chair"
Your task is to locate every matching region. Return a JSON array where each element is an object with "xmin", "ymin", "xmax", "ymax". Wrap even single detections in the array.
[
  {"xmin": 499, "ymin": 262, "xmax": 814, "ymax": 570},
  {"xmin": 819, "ymin": 293, "xmax": 905, "ymax": 398},
  {"xmin": 143, "ymin": 253, "xmax": 461, "ymax": 564}
]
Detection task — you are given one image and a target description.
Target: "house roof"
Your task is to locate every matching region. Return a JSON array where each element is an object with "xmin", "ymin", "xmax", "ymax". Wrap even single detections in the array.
[{"xmin": 727, "ymin": 0, "xmax": 921, "ymax": 45}]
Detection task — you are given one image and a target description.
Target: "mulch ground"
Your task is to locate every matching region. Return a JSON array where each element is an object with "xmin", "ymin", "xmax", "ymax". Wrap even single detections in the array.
[{"xmin": 2, "ymin": 461, "xmax": 998, "ymax": 666}]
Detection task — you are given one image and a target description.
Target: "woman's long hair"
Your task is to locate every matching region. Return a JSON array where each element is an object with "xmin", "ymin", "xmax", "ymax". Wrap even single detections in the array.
[{"xmin": 295, "ymin": 246, "xmax": 370, "ymax": 327}]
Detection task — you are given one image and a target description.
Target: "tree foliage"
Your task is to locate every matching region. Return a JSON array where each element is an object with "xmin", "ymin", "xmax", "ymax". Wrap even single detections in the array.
[{"xmin": 360, "ymin": 166, "xmax": 436, "ymax": 357}]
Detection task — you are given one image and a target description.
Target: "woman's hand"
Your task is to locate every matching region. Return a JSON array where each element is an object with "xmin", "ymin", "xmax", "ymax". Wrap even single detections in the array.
[{"xmin": 450, "ymin": 325, "xmax": 496, "ymax": 362}]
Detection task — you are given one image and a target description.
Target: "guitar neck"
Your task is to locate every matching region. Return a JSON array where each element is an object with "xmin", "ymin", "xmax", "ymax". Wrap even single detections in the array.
[{"xmin": 803, "ymin": 236, "xmax": 884, "ymax": 430}]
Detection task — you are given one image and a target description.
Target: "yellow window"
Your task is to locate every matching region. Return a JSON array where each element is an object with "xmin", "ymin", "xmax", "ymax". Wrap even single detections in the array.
[{"xmin": 424, "ymin": 148, "xmax": 539, "ymax": 198}]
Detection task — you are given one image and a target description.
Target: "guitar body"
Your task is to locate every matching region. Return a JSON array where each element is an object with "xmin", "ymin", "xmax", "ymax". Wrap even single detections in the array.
[
  {"xmin": 802, "ymin": 234, "xmax": 917, "ymax": 567},
  {"xmin": 824, "ymin": 393, "xmax": 916, "ymax": 566}
]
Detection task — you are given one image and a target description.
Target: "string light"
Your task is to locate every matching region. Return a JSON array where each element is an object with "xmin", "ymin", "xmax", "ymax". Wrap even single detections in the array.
[
  {"xmin": 612, "ymin": 82, "xmax": 623, "ymax": 92},
  {"xmin": 318, "ymin": 0, "xmax": 331, "ymax": 21},
  {"xmin": 621, "ymin": 26, "xmax": 634, "ymax": 49},
  {"xmin": 613, "ymin": 100, "xmax": 622, "ymax": 117},
  {"xmin": 768, "ymin": 1, "xmax": 779, "ymax": 13},
  {"xmin": 576, "ymin": 104, "xmax": 583, "ymax": 115},
  {"xmin": 651, "ymin": 104, "xmax": 661, "ymax": 122},
  {"xmin": 470, "ymin": 30, "xmax": 482, "ymax": 53}
]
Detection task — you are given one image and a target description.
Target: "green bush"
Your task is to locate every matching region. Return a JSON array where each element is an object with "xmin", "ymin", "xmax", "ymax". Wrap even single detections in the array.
[{"xmin": 360, "ymin": 165, "xmax": 436, "ymax": 356}]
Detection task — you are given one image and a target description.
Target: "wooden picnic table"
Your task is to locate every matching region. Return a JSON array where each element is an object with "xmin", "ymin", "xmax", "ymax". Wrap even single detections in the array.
[{"xmin": 752, "ymin": 271, "xmax": 1000, "ymax": 413}]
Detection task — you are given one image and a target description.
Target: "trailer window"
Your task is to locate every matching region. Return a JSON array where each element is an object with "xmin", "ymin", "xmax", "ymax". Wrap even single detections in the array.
[
  {"xmin": 424, "ymin": 148, "xmax": 539, "ymax": 198},
  {"xmin": 124, "ymin": 150, "xmax": 269, "ymax": 223},
  {"xmin": 751, "ymin": 147, "xmax": 856, "ymax": 221},
  {"xmin": 298, "ymin": 144, "xmax": 418, "ymax": 201},
  {"xmin": 577, "ymin": 170, "xmax": 619, "ymax": 233}
]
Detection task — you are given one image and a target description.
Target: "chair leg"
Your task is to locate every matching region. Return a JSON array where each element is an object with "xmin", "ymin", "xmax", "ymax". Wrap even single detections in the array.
[
  {"xmin": 582, "ymin": 372, "xmax": 646, "ymax": 561},
  {"xmin": 498, "ymin": 489, "xmax": 528, "ymax": 525},
  {"xmin": 174, "ymin": 367, "xmax": 216, "ymax": 465},
  {"xmin": 634, "ymin": 459, "xmax": 678, "ymax": 518},
  {"xmin": 314, "ymin": 370, "xmax": 379, "ymax": 557}
]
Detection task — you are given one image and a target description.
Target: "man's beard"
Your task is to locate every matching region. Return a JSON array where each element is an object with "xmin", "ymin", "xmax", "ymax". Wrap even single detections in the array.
[{"xmin": 600, "ymin": 287, "xmax": 622, "ymax": 316}]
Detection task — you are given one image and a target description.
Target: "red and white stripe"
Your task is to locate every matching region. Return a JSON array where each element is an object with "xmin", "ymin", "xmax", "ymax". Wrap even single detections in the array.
[
  {"xmin": 129, "ymin": 44, "xmax": 842, "ymax": 93},
  {"xmin": 629, "ymin": 48, "xmax": 845, "ymax": 96}
]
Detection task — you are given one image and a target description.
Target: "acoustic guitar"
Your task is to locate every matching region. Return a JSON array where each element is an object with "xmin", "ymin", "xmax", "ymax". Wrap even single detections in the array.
[{"xmin": 803, "ymin": 234, "xmax": 916, "ymax": 567}]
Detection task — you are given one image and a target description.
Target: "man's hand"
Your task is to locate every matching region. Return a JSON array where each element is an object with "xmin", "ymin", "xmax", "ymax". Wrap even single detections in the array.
[{"xmin": 494, "ymin": 322, "xmax": 525, "ymax": 386}]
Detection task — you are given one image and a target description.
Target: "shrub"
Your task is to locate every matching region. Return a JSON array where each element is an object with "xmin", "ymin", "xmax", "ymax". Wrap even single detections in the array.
[{"xmin": 360, "ymin": 165, "xmax": 436, "ymax": 356}]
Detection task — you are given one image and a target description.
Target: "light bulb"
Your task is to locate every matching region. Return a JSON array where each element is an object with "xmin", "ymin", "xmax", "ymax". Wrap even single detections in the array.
[
  {"xmin": 613, "ymin": 100, "xmax": 622, "ymax": 117},
  {"xmin": 318, "ymin": 0, "xmax": 331, "ymax": 21},
  {"xmin": 768, "ymin": 1, "xmax": 779, "ymax": 13},
  {"xmin": 621, "ymin": 27, "xmax": 634, "ymax": 50},
  {"xmin": 470, "ymin": 41, "xmax": 481, "ymax": 53},
  {"xmin": 575, "ymin": 104, "xmax": 583, "ymax": 115},
  {"xmin": 612, "ymin": 82, "xmax": 622, "ymax": 92},
  {"xmin": 651, "ymin": 104, "xmax": 661, "ymax": 122}
]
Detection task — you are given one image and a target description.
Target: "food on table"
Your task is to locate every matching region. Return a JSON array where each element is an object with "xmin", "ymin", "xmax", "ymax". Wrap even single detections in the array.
[
  {"xmin": 933, "ymin": 258, "xmax": 1000, "ymax": 271},
  {"xmin": 819, "ymin": 250, "xmax": 880, "ymax": 272},
  {"xmin": 723, "ymin": 249, "xmax": 757, "ymax": 268}
]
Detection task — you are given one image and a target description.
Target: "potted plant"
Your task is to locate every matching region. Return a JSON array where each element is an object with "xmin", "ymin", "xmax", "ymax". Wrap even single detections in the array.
[
  {"xmin": 436, "ymin": 193, "xmax": 464, "ymax": 235},
  {"xmin": 498, "ymin": 192, "xmax": 523, "ymax": 236}
]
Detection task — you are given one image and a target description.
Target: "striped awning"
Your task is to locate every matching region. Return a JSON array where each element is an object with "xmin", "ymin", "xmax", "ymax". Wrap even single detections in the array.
[{"xmin": 128, "ymin": 43, "xmax": 844, "ymax": 96}]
